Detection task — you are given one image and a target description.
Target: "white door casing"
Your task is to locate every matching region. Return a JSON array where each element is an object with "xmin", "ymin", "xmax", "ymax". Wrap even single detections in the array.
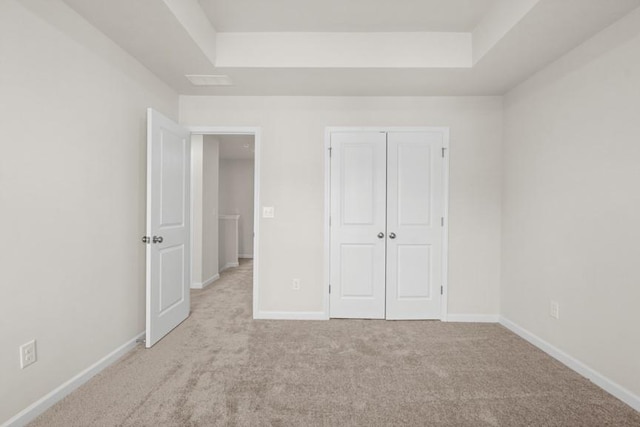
[
  {"xmin": 385, "ymin": 132, "xmax": 443, "ymax": 319},
  {"xmin": 329, "ymin": 132, "xmax": 387, "ymax": 319},
  {"xmin": 328, "ymin": 129, "xmax": 447, "ymax": 320},
  {"xmin": 146, "ymin": 108, "xmax": 191, "ymax": 347}
]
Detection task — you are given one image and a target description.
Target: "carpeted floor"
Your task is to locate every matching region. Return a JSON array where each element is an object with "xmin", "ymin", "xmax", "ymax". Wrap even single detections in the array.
[{"xmin": 31, "ymin": 259, "xmax": 640, "ymax": 426}]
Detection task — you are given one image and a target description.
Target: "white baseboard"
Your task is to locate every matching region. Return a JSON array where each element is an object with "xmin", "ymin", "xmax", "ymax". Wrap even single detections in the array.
[
  {"xmin": 202, "ymin": 274, "xmax": 219, "ymax": 287},
  {"xmin": 238, "ymin": 254, "xmax": 253, "ymax": 259},
  {"xmin": 255, "ymin": 311, "xmax": 327, "ymax": 320},
  {"xmin": 446, "ymin": 314, "xmax": 500, "ymax": 323},
  {"xmin": 191, "ymin": 274, "xmax": 219, "ymax": 289},
  {"xmin": 2, "ymin": 332, "xmax": 144, "ymax": 427},
  {"xmin": 500, "ymin": 316, "xmax": 640, "ymax": 412},
  {"xmin": 220, "ymin": 262, "xmax": 239, "ymax": 272}
]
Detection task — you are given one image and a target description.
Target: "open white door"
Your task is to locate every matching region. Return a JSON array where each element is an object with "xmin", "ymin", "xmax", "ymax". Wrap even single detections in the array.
[{"xmin": 145, "ymin": 108, "xmax": 191, "ymax": 348}]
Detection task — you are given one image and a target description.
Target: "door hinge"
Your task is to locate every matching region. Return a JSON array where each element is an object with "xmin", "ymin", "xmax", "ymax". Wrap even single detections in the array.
[
  {"xmin": 442, "ymin": 147, "xmax": 446, "ymax": 158},
  {"xmin": 441, "ymin": 217, "xmax": 444, "ymax": 227},
  {"xmin": 329, "ymin": 284, "xmax": 331, "ymax": 294},
  {"xmin": 329, "ymin": 147, "xmax": 332, "ymax": 157},
  {"xmin": 329, "ymin": 216, "xmax": 331, "ymax": 227},
  {"xmin": 440, "ymin": 286, "xmax": 443, "ymax": 295}
]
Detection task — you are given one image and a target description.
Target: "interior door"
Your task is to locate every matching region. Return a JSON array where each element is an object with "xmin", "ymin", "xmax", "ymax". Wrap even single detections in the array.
[
  {"xmin": 146, "ymin": 108, "xmax": 191, "ymax": 347},
  {"xmin": 329, "ymin": 132, "xmax": 387, "ymax": 319},
  {"xmin": 386, "ymin": 132, "xmax": 443, "ymax": 319}
]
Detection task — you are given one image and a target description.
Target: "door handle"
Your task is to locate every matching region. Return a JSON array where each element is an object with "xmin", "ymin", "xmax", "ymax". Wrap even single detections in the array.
[
  {"xmin": 377, "ymin": 232, "xmax": 385, "ymax": 239},
  {"xmin": 389, "ymin": 232, "xmax": 396, "ymax": 239},
  {"xmin": 141, "ymin": 236, "xmax": 150, "ymax": 244},
  {"xmin": 152, "ymin": 236, "xmax": 163, "ymax": 244}
]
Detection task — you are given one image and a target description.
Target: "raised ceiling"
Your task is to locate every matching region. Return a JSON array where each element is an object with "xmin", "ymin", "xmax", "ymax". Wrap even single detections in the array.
[
  {"xmin": 62, "ymin": 0, "xmax": 640, "ymax": 96},
  {"xmin": 198, "ymin": 0, "xmax": 499, "ymax": 32}
]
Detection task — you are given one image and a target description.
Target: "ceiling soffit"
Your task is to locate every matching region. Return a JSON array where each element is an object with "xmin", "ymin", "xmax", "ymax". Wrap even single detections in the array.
[{"xmin": 60, "ymin": 0, "xmax": 640, "ymax": 95}]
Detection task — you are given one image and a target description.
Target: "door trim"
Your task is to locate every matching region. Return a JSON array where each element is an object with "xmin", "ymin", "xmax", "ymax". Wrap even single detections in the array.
[
  {"xmin": 188, "ymin": 126, "xmax": 262, "ymax": 320},
  {"xmin": 323, "ymin": 127, "xmax": 450, "ymax": 321}
]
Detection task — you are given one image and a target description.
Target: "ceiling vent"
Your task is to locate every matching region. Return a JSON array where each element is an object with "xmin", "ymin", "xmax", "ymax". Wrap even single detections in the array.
[{"xmin": 185, "ymin": 74, "xmax": 233, "ymax": 86}]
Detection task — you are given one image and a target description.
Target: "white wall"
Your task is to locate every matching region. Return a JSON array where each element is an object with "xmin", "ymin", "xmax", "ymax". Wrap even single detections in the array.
[
  {"xmin": 502, "ymin": 7, "xmax": 640, "ymax": 399},
  {"xmin": 0, "ymin": 0, "xmax": 178, "ymax": 424},
  {"xmin": 191, "ymin": 135, "xmax": 220, "ymax": 287},
  {"xmin": 219, "ymin": 215, "xmax": 240, "ymax": 270},
  {"xmin": 219, "ymin": 159, "xmax": 255, "ymax": 257},
  {"xmin": 202, "ymin": 137, "xmax": 220, "ymax": 281},
  {"xmin": 190, "ymin": 135, "xmax": 204, "ymax": 286},
  {"xmin": 180, "ymin": 96, "xmax": 503, "ymax": 316}
]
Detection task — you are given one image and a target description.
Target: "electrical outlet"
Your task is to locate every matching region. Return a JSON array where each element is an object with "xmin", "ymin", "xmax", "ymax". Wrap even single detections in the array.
[
  {"xmin": 550, "ymin": 301, "xmax": 560, "ymax": 319},
  {"xmin": 20, "ymin": 340, "xmax": 37, "ymax": 369},
  {"xmin": 292, "ymin": 278, "xmax": 301, "ymax": 290}
]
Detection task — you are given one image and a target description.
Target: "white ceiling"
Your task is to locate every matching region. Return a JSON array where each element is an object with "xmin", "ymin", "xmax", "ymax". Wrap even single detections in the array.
[
  {"xmin": 198, "ymin": 0, "xmax": 498, "ymax": 32},
  {"xmin": 61, "ymin": 0, "xmax": 640, "ymax": 96},
  {"xmin": 61, "ymin": 0, "xmax": 217, "ymax": 85},
  {"xmin": 215, "ymin": 135, "xmax": 255, "ymax": 160}
]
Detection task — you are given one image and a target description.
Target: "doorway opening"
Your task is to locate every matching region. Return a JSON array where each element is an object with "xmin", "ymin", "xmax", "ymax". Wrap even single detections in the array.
[
  {"xmin": 218, "ymin": 136, "xmax": 255, "ymax": 268},
  {"xmin": 189, "ymin": 127, "xmax": 261, "ymax": 318}
]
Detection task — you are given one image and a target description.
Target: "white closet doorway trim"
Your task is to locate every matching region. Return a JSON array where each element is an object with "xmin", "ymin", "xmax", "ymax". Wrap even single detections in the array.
[
  {"xmin": 189, "ymin": 126, "xmax": 262, "ymax": 319},
  {"xmin": 323, "ymin": 127, "xmax": 450, "ymax": 321}
]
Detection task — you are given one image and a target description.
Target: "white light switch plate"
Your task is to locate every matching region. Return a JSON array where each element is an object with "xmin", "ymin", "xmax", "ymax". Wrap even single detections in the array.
[{"xmin": 262, "ymin": 206, "xmax": 275, "ymax": 218}]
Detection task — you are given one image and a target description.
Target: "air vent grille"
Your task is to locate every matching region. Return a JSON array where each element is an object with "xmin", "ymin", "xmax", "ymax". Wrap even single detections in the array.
[{"xmin": 185, "ymin": 74, "xmax": 233, "ymax": 86}]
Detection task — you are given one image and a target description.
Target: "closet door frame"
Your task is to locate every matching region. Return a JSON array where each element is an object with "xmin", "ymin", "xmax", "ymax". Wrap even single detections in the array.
[{"xmin": 323, "ymin": 127, "xmax": 450, "ymax": 321}]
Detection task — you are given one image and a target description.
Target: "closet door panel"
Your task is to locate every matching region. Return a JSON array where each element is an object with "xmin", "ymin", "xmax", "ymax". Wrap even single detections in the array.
[
  {"xmin": 329, "ymin": 132, "xmax": 387, "ymax": 319},
  {"xmin": 396, "ymin": 244, "xmax": 431, "ymax": 299},
  {"xmin": 386, "ymin": 132, "xmax": 443, "ymax": 319}
]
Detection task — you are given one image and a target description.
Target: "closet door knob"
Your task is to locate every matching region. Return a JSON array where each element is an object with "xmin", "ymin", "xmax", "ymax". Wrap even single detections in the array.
[
  {"xmin": 389, "ymin": 232, "xmax": 396, "ymax": 239},
  {"xmin": 377, "ymin": 232, "xmax": 384, "ymax": 239},
  {"xmin": 152, "ymin": 236, "xmax": 163, "ymax": 244}
]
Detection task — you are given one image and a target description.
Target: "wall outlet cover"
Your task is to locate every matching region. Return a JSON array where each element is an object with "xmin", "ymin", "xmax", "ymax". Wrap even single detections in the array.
[
  {"xmin": 550, "ymin": 301, "xmax": 560, "ymax": 319},
  {"xmin": 20, "ymin": 339, "xmax": 37, "ymax": 369}
]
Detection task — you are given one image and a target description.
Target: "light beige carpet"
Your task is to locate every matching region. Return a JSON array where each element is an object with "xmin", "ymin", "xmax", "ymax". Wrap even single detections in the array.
[{"xmin": 31, "ymin": 259, "xmax": 640, "ymax": 426}]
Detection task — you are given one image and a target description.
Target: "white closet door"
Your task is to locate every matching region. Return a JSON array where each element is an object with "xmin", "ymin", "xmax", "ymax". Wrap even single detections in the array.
[
  {"xmin": 386, "ymin": 132, "xmax": 443, "ymax": 319},
  {"xmin": 330, "ymin": 132, "xmax": 387, "ymax": 319}
]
